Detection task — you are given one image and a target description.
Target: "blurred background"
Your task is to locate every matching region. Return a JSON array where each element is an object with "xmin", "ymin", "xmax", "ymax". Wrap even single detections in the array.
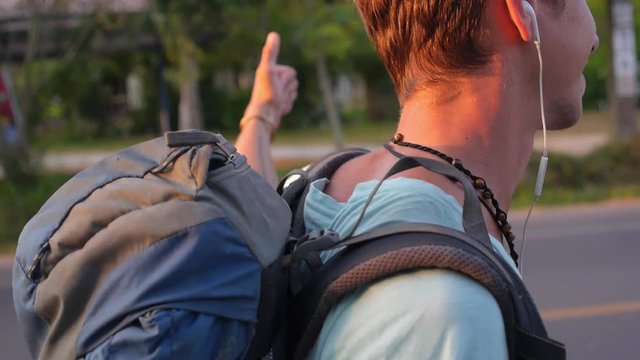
[{"xmin": 0, "ymin": 1, "xmax": 639, "ymax": 359}]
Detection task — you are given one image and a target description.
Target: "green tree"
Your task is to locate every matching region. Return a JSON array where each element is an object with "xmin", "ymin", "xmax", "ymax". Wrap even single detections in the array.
[
  {"xmin": 265, "ymin": 0, "xmax": 366, "ymax": 147},
  {"xmin": 150, "ymin": 0, "xmax": 266, "ymax": 131}
]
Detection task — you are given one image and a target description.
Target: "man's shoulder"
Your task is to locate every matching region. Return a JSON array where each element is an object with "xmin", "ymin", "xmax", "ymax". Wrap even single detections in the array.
[
  {"xmin": 311, "ymin": 268, "xmax": 507, "ymax": 359},
  {"xmin": 340, "ymin": 268, "xmax": 502, "ymax": 321}
]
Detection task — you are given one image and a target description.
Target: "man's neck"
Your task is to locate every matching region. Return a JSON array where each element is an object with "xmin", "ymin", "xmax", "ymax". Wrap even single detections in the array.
[{"xmin": 396, "ymin": 71, "xmax": 539, "ymax": 211}]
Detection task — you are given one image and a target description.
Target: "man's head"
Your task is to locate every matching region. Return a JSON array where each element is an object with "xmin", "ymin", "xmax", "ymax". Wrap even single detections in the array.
[{"xmin": 353, "ymin": 1, "xmax": 594, "ymax": 100}]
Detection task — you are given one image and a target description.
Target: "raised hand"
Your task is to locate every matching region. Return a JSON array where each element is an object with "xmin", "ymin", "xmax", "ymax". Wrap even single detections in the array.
[{"xmin": 242, "ymin": 32, "xmax": 299, "ymax": 132}]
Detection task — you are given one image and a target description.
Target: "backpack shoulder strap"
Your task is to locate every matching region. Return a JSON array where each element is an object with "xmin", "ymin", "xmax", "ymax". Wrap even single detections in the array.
[{"xmin": 278, "ymin": 148, "xmax": 369, "ymax": 238}]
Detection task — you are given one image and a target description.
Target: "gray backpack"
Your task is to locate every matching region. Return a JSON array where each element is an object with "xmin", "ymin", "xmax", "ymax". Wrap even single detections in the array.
[{"xmin": 13, "ymin": 130, "xmax": 290, "ymax": 359}]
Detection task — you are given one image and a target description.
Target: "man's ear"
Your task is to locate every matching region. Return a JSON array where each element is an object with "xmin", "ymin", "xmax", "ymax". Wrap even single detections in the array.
[{"xmin": 505, "ymin": 0, "xmax": 537, "ymax": 42}]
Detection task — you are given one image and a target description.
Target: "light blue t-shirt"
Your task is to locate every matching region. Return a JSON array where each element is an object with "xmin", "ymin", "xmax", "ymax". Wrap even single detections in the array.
[{"xmin": 304, "ymin": 177, "xmax": 518, "ymax": 360}]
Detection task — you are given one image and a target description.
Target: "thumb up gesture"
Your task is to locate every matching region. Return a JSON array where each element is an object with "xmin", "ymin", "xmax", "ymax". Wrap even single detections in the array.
[{"xmin": 241, "ymin": 32, "xmax": 299, "ymax": 135}]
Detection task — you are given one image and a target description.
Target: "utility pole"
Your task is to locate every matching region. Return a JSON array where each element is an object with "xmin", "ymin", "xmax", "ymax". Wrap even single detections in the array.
[{"xmin": 609, "ymin": 0, "xmax": 638, "ymax": 140}]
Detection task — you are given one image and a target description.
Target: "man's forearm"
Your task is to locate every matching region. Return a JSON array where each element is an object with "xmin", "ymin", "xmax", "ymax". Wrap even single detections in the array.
[{"xmin": 235, "ymin": 117, "xmax": 278, "ymax": 187}]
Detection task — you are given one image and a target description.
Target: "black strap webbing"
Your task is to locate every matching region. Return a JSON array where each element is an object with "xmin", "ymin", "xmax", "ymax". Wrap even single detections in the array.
[
  {"xmin": 342, "ymin": 155, "xmax": 491, "ymax": 247},
  {"xmin": 279, "ymin": 148, "xmax": 369, "ymax": 238}
]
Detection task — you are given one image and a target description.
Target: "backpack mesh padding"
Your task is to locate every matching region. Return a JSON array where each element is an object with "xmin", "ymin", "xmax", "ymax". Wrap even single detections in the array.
[{"xmin": 293, "ymin": 244, "xmax": 516, "ymax": 359}]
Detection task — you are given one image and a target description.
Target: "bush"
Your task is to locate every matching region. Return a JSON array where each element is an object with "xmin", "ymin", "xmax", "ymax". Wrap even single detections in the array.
[
  {"xmin": 0, "ymin": 174, "xmax": 71, "ymax": 252},
  {"xmin": 513, "ymin": 136, "xmax": 640, "ymax": 207},
  {"xmin": 0, "ymin": 143, "xmax": 37, "ymax": 186}
]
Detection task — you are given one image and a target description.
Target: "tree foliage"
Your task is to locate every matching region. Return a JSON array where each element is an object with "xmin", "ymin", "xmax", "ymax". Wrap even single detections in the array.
[{"xmin": 5, "ymin": 0, "xmax": 622, "ymax": 144}]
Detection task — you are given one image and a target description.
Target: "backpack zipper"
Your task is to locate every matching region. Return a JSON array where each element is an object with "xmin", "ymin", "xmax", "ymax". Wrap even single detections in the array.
[
  {"xmin": 214, "ymin": 142, "xmax": 237, "ymax": 166},
  {"xmin": 27, "ymin": 242, "xmax": 50, "ymax": 282}
]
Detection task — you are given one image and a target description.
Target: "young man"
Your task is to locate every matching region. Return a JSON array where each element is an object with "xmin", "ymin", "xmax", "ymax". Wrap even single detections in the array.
[{"xmin": 241, "ymin": 1, "xmax": 598, "ymax": 358}]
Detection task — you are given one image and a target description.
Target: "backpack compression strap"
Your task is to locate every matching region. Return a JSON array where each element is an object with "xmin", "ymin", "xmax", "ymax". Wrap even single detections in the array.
[{"xmin": 280, "ymin": 150, "xmax": 493, "ymax": 244}]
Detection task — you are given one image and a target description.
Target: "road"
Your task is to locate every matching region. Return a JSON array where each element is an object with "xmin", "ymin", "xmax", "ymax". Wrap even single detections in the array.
[
  {"xmin": 1, "ymin": 200, "xmax": 639, "ymax": 359},
  {"xmin": 511, "ymin": 200, "xmax": 640, "ymax": 360},
  {"xmin": 0, "ymin": 257, "xmax": 28, "ymax": 360}
]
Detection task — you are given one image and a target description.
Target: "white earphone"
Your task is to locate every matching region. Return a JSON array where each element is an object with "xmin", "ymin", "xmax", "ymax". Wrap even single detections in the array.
[
  {"xmin": 520, "ymin": 1, "xmax": 548, "ymax": 274},
  {"xmin": 521, "ymin": 1, "xmax": 541, "ymax": 44}
]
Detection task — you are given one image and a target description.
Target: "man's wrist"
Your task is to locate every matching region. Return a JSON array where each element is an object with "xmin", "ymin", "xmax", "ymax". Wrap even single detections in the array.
[
  {"xmin": 239, "ymin": 114, "xmax": 276, "ymax": 142},
  {"xmin": 239, "ymin": 114, "xmax": 273, "ymax": 131},
  {"xmin": 243, "ymin": 102, "xmax": 279, "ymax": 126}
]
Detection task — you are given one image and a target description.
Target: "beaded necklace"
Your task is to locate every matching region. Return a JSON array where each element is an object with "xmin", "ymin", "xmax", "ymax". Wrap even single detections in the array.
[{"xmin": 389, "ymin": 133, "xmax": 519, "ymax": 265}]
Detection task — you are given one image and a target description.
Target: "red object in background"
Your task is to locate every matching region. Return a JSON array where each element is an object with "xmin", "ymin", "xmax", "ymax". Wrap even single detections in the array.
[
  {"xmin": 0, "ymin": 74, "xmax": 13, "ymax": 124},
  {"xmin": 0, "ymin": 69, "xmax": 22, "ymax": 144},
  {"xmin": 0, "ymin": 71, "xmax": 16, "ymax": 125}
]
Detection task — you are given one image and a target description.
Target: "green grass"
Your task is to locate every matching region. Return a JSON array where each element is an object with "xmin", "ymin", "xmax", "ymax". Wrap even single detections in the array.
[
  {"xmin": 34, "ymin": 134, "xmax": 155, "ymax": 153},
  {"xmin": 0, "ymin": 240, "xmax": 17, "ymax": 254},
  {"xmin": 36, "ymin": 121, "xmax": 398, "ymax": 154},
  {"xmin": 512, "ymin": 184, "xmax": 640, "ymax": 209},
  {"xmin": 274, "ymin": 121, "xmax": 397, "ymax": 145}
]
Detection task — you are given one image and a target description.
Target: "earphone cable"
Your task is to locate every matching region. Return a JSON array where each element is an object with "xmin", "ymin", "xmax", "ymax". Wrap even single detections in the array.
[
  {"xmin": 536, "ymin": 42, "xmax": 547, "ymax": 158},
  {"xmin": 520, "ymin": 196, "xmax": 538, "ymax": 276},
  {"xmin": 520, "ymin": 41, "xmax": 547, "ymax": 275}
]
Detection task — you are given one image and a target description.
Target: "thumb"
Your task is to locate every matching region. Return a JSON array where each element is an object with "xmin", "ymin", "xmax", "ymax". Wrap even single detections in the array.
[{"xmin": 260, "ymin": 32, "xmax": 280, "ymax": 66}]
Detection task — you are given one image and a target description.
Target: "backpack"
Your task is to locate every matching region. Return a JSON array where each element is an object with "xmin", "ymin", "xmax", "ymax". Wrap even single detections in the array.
[
  {"xmin": 277, "ymin": 148, "xmax": 566, "ymax": 360},
  {"xmin": 13, "ymin": 129, "xmax": 564, "ymax": 360},
  {"xmin": 12, "ymin": 130, "xmax": 291, "ymax": 359}
]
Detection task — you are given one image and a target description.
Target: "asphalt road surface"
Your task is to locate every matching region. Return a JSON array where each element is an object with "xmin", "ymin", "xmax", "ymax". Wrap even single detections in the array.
[
  {"xmin": 511, "ymin": 200, "xmax": 640, "ymax": 360},
  {"xmin": 1, "ymin": 200, "xmax": 639, "ymax": 359}
]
